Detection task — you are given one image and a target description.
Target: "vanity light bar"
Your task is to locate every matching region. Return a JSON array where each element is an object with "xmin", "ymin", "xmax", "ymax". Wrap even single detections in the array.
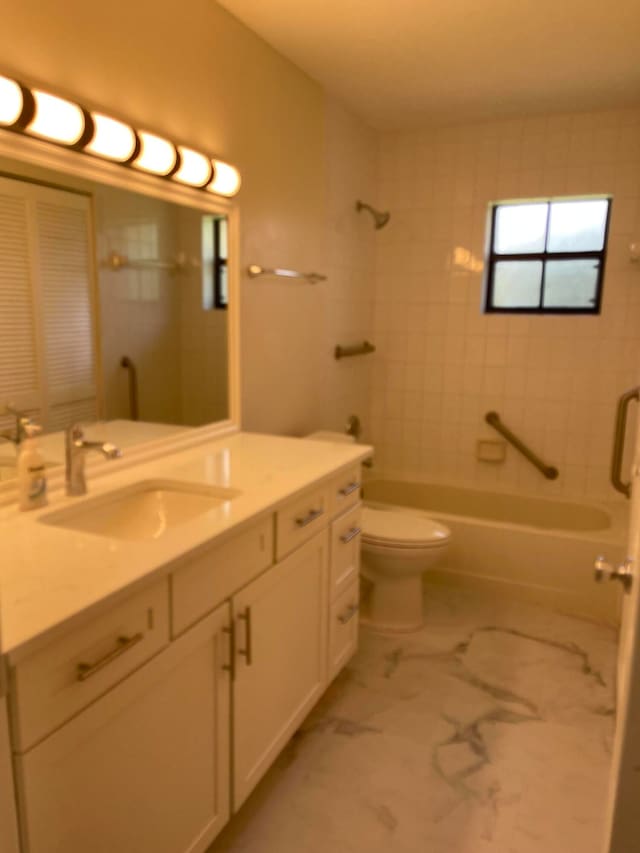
[
  {"xmin": 86, "ymin": 113, "xmax": 139, "ymax": 163},
  {"xmin": 0, "ymin": 73, "xmax": 241, "ymax": 197}
]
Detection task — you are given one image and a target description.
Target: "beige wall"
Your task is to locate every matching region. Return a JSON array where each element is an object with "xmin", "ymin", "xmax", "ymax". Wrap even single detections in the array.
[
  {"xmin": 320, "ymin": 98, "xmax": 377, "ymax": 440},
  {"xmin": 1, "ymin": 0, "xmax": 326, "ymax": 434},
  {"xmin": 371, "ymin": 108, "xmax": 640, "ymax": 500}
]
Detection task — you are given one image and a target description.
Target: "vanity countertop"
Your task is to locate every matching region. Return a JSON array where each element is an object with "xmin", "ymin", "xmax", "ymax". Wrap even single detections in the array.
[{"xmin": 0, "ymin": 431, "xmax": 371, "ymax": 662}]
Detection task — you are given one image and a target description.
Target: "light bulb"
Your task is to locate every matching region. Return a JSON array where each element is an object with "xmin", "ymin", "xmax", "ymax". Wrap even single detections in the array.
[
  {"xmin": 132, "ymin": 131, "xmax": 177, "ymax": 176},
  {"xmin": 86, "ymin": 113, "xmax": 137, "ymax": 162},
  {"xmin": 207, "ymin": 160, "xmax": 241, "ymax": 197},
  {"xmin": 28, "ymin": 90, "xmax": 85, "ymax": 145},
  {"xmin": 173, "ymin": 146, "xmax": 212, "ymax": 187},
  {"xmin": 0, "ymin": 76, "xmax": 23, "ymax": 126}
]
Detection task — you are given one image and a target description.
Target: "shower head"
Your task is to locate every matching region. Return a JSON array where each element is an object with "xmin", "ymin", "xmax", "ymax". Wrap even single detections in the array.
[{"xmin": 355, "ymin": 200, "xmax": 390, "ymax": 230}]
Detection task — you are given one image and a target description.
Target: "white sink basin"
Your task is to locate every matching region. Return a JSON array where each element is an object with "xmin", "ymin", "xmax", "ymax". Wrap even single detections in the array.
[{"xmin": 40, "ymin": 479, "xmax": 241, "ymax": 541}]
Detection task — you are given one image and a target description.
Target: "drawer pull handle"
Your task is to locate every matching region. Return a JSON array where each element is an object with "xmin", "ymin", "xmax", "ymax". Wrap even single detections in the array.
[
  {"xmin": 223, "ymin": 622, "xmax": 236, "ymax": 681},
  {"xmin": 238, "ymin": 606, "xmax": 253, "ymax": 666},
  {"xmin": 295, "ymin": 508, "xmax": 324, "ymax": 528},
  {"xmin": 339, "ymin": 481, "xmax": 360, "ymax": 497},
  {"xmin": 76, "ymin": 633, "xmax": 144, "ymax": 682},
  {"xmin": 340, "ymin": 526, "xmax": 362, "ymax": 544},
  {"xmin": 338, "ymin": 603, "xmax": 359, "ymax": 625}
]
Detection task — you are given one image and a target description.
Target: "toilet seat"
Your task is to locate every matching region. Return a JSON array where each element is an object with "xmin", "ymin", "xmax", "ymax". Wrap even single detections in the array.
[{"xmin": 362, "ymin": 507, "xmax": 450, "ymax": 549}]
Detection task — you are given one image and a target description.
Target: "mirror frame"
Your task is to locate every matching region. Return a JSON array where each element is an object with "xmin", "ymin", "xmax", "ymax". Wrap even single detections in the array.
[{"xmin": 0, "ymin": 126, "xmax": 241, "ymax": 503}]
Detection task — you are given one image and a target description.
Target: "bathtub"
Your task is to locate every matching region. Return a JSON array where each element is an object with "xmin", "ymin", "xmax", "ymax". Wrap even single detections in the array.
[{"xmin": 363, "ymin": 479, "xmax": 627, "ymax": 624}]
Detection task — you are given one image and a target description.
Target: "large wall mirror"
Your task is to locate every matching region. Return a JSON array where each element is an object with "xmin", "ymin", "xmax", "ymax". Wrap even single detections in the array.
[{"xmin": 0, "ymin": 145, "xmax": 238, "ymax": 485}]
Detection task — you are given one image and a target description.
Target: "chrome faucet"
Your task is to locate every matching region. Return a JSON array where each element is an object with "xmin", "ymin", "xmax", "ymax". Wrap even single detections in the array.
[
  {"xmin": 65, "ymin": 423, "xmax": 122, "ymax": 496},
  {"xmin": 1, "ymin": 404, "xmax": 30, "ymax": 450}
]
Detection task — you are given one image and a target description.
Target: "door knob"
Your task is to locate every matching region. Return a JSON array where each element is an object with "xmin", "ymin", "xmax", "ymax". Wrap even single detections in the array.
[{"xmin": 594, "ymin": 555, "xmax": 633, "ymax": 591}]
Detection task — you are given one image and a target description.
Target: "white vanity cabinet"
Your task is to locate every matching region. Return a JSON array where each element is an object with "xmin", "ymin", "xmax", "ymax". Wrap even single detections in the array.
[
  {"xmin": 14, "ymin": 604, "xmax": 231, "ymax": 853},
  {"xmin": 5, "ymin": 452, "xmax": 366, "ymax": 853},
  {"xmin": 232, "ymin": 530, "xmax": 328, "ymax": 808}
]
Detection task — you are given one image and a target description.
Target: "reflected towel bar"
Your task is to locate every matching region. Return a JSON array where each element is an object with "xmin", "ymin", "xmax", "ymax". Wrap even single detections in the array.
[
  {"xmin": 102, "ymin": 251, "xmax": 193, "ymax": 273},
  {"xmin": 485, "ymin": 411, "xmax": 558, "ymax": 480},
  {"xmin": 247, "ymin": 264, "xmax": 327, "ymax": 284},
  {"xmin": 120, "ymin": 356, "xmax": 139, "ymax": 421},
  {"xmin": 334, "ymin": 341, "xmax": 376, "ymax": 360}
]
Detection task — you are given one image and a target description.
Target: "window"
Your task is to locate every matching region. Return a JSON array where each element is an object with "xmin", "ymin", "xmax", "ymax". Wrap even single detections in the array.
[
  {"xmin": 484, "ymin": 197, "xmax": 611, "ymax": 314},
  {"xmin": 202, "ymin": 215, "xmax": 228, "ymax": 310}
]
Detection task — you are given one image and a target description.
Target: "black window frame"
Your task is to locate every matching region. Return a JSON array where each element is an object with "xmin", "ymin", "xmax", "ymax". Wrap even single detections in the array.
[
  {"xmin": 484, "ymin": 197, "xmax": 612, "ymax": 315},
  {"xmin": 213, "ymin": 217, "xmax": 228, "ymax": 310}
]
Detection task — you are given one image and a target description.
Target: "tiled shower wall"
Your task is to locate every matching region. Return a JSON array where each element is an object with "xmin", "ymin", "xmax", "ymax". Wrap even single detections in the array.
[{"xmin": 370, "ymin": 108, "xmax": 640, "ymax": 500}]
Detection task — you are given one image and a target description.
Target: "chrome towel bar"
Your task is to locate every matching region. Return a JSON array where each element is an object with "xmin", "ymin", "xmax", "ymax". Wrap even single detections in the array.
[
  {"xmin": 247, "ymin": 264, "xmax": 326, "ymax": 284},
  {"xmin": 610, "ymin": 386, "xmax": 640, "ymax": 498},
  {"xmin": 485, "ymin": 411, "xmax": 559, "ymax": 480}
]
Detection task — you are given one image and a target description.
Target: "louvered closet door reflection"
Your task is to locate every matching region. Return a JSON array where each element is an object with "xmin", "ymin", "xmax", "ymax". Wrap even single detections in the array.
[
  {"xmin": 0, "ymin": 177, "xmax": 97, "ymax": 432},
  {"xmin": 33, "ymin": 186, "xmax": 97, "ymax": 430},
  {"xmin": 0, "ymin": 182, "xmax": 41, "ymax": 431}
]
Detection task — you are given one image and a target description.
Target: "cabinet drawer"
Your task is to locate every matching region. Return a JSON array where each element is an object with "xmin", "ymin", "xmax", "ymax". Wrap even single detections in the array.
[
  {"xmin": 276, "ymin": 484, "xmax": 329, "ymax": 560},
  {"xmin": 172, "ymin": 517, "xmax": 274, "ymax": 637},
  {"xmin": 328, "ymin": 579, "xmax": 359, "ymax": 682},
  {"xmin": 10, "ymin": 579, "xmax": 169, "ymax": 752},
  {"xmin": 330, "ymin": 504, "xmax": 362, "ymax": 600},
  {"xmin": 329, "ymin": 465, "xmax": 362, "ymax": 516}
]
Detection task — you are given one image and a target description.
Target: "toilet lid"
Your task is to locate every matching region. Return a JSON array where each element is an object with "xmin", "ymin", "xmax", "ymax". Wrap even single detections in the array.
[{"xmin": 362, "ymin": 507, "xmax": 450, "ymax": 547}]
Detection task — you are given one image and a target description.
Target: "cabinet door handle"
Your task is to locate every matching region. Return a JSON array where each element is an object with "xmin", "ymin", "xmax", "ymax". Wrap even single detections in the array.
[
  {"xmin": 295, "ymin": 508, "xmax": 324, "ymax": 528},
  {"xmin": 238, "ymin": 606, "xmax": 253, "ymax": 665},
  {"xmin": 338, "ymin": 603, "xmax": 359, "ymax": 625},
  {"xmin": 222, "ymin": 622, "xmax": 236, "ymax": 680},
  {"xmin": 340, "ymin": 526, "xmax": 362, "ymax": 544},
  {"xmin": 76, "ymin": 633, "xmax": 144, "ymax": 682},
  {"xmin": 338, "ymin": 481, "xmax": 360, "ymax": 497}
]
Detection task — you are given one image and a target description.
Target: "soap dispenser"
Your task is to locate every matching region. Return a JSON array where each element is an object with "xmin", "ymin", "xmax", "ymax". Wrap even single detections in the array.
[{"xmin": 17, "ymin": 420, "xmax": 48, "ymax": 511}]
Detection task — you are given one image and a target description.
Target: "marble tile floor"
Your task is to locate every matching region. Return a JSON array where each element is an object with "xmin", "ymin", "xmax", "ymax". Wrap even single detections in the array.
[{"xmin": 210, "ymin": 583, "xmax": 617, "ymax": 853}]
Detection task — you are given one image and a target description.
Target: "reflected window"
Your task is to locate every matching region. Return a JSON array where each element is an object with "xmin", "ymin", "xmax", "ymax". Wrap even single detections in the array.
[
  {"xmin": 202, "ymin": 215, "xmax": 228, "ymax": 310},
  {"xmin": 484, "ymin": 197, "xmax": 611, "ymax": 314}
]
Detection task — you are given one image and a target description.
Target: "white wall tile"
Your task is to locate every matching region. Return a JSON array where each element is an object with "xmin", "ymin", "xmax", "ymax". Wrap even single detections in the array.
[{"xmin": 370, "ymin": 106, "xmax": 640, "ymax": 500}]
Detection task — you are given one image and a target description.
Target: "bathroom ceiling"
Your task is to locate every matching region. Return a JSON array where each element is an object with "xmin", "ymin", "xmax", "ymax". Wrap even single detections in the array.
[{"xmin": 217, "ymin": 0, "xmax": 640, "ymax": 129}]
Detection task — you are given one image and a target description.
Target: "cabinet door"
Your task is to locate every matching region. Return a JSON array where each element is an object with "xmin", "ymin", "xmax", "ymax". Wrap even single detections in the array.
[
  {"xmin": 16, "ymin": 604, "xmax": 231, "ymax": 853},
  {"xmin": 233, "ymin": 530, "xmax": 328, "ymax": 809}
]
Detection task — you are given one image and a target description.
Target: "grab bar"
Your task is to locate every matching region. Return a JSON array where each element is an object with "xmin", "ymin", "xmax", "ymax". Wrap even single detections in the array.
[
  {"xmin": 611, "ymin": 386, "xmax": 640, "ymax": 498},
  {"xmin": 485, "ymin": 411, "xmax": 558, "ymax": 480},
  {"xmin": 120, "ymin": 356, "xmax": 139, "ymax": 421},
  {"xmin": 247, "ymin": 264, "xmax": 327, "ymax": 284},
  {"xmin": 334, "ymin": 341, "xmax": 376, "ymax": 360}
]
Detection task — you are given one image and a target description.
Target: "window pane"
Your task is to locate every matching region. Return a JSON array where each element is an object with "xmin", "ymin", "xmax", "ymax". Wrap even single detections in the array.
[
  {"xmin": 492, "ymin": 260, "xmax": 542, "ymax": 308},
  {"xmin": 494, "ymin": 203, "xmax": 548, "ymax": 254},
  {"xmin": 201, "ymin": 216, "xmax": 214, "ymax": 310},
  {"xmin": 547, "ymin": 199, "xmax": 608, "ymax": 252},
  {"xmin": 218, "ymin": 263, "xmax": 228, "ymax": 307},
  {"xmin": 217, "ymin": 216, "xmax": 228, "ymax": 258},
  {"xmin": 543, "ymin": 259, "xmax": 600, "ymax": 309}
]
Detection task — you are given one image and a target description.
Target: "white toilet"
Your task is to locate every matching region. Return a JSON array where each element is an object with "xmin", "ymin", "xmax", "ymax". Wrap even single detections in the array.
[{"xmin": 360, "ymin": 506, "xmax": 451, "ymax": 632}]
